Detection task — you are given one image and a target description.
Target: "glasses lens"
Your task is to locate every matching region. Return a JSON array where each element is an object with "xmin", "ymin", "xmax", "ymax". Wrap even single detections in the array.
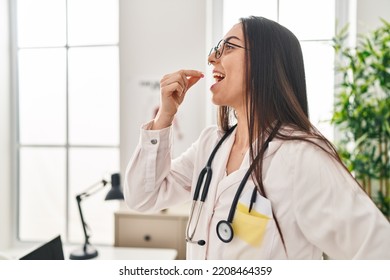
[
  {"xmin": 208, "ymin": 40, "xmax": 225, "ymax": 59},
  {"xmin": 215, "ymin": 40, "xmax": 224, "ymax": 59},
  {"xmin": 209, "ymin": 47, "xmax": 215, "ymax": 57}
]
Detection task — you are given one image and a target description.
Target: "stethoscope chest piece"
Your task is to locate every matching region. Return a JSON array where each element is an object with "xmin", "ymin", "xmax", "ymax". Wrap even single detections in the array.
[{"xmin": 216, "ymin": 220, "xmax": 233, "ymax": 243}]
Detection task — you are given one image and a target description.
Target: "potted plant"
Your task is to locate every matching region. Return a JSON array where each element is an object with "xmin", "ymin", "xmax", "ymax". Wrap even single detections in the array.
[{"xmin": 331, "ymin": 19, "xmax": 390, "ymax": 219}]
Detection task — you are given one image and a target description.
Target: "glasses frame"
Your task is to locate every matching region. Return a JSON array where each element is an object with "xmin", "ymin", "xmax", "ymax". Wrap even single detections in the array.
[{"xmin": 209, "ymin": 39, "xmax": 246, "ymax": 59}]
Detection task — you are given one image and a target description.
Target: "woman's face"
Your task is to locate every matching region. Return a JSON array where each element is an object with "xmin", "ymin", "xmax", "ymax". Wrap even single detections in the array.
[{"xmin": 208, "ymin": 23, "xmax": 247, "ymax": 111}]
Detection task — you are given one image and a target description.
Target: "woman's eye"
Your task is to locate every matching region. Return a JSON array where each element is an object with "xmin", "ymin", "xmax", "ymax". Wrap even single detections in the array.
[{"xmin": 225, "ymin": 43, "xmax": 234, "ymax": 50}]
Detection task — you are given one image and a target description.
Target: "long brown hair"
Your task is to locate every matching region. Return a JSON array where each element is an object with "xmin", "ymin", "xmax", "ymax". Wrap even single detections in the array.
[{"xmin": 218, "ymin": 16, "xmax": 347, "ymax": 251}]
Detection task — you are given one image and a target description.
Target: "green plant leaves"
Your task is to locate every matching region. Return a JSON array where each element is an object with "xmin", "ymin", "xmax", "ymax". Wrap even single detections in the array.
[{"xmin": 331, "ymin": 19, "xmax": 390, "ymax": 219}]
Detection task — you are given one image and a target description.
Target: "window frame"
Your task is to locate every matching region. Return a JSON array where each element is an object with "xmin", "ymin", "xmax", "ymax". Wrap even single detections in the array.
[{"xmin": 10, "ymin": 0, "xmax": 120, "ymax": 245}]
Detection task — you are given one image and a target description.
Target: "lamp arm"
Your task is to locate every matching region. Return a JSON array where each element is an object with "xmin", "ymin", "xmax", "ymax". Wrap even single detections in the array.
[
  {"xmin": 75, "ymin": 194, "xmax": 91, "ymax": 249},
  {"xmin": 78, "ymin": 179, "xmax": 108, "ymax": 200},
  {"xmin": 75, "ymin": 179, "xmax": 108, "ymax": 250}
]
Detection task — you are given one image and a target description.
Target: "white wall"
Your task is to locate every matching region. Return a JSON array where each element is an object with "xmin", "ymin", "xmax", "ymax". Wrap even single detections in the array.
[
  {"xmin": 119, "ymin": 0, "xmax": 208, "ymax": 178},
  {"xmin": 0, "ymin": 0, "xmax": 11, "ymax": 250}
]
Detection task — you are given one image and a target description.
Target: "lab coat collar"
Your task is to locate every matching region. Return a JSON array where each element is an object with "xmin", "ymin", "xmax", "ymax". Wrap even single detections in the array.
[
  {"xmin": 215, "ymin": 139, "xmax": 284, "ymax": 201},
  {"xmin": 212, "ymin": 123, "xmax": 288, "ymax": 200}
]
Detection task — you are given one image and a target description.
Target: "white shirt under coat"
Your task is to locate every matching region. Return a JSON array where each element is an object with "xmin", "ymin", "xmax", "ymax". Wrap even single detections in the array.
[{"xmin": 124, "ymin": 121, "xmax": 390, "ymax": 259}]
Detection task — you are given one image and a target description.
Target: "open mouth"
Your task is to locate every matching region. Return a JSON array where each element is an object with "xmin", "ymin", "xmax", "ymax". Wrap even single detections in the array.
[{"xmin": 213, "ymin": 72, "xmax": 226, "ymax": 83}]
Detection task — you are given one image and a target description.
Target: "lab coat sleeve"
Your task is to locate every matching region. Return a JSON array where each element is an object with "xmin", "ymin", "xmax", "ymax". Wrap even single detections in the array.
[
  {"xmin": 291, "ymin": 142, "xmax": 390, "ymax": 259},
  {"xmin": 124, "ymin": 121, "xmax": 196, "ymax": 213}
]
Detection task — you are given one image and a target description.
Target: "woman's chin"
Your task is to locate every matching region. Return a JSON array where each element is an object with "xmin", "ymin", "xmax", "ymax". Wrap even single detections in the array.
[{"xmin": 210, "ymin": 94, "xmax": 225, "ymax": 106}]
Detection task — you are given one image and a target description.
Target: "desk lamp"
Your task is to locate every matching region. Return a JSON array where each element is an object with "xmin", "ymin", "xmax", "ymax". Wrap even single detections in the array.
[{"xmin": 69, "ymin": 173, "xmax": 124, "ymax": 260}]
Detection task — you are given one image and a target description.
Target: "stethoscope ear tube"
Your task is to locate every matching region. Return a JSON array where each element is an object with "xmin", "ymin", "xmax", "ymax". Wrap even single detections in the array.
[
  {"xmin": 201, "ymin": 167, "xmax": 212, "ymax": 202},
  {"xmin": 193, "ymin": 167, "xmax": 208, "ymax": 201}
]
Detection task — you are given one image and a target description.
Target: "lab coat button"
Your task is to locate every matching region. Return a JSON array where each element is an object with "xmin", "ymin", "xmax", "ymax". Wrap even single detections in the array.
[{"xmin": 150, "ymin": 139, "xmax": 158, "ymax": 144}]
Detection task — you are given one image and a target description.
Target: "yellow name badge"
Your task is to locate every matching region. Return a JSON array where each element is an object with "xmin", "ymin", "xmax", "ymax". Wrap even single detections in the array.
[{"xmin": 232, "ymin": 193, "xmax": 272, "ymax": 247}]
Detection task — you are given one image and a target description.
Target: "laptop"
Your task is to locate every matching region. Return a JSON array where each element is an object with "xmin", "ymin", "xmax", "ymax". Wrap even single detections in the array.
[{"xmin": 19, "ymin": 235, "xmax": 65, "ymax": 260}]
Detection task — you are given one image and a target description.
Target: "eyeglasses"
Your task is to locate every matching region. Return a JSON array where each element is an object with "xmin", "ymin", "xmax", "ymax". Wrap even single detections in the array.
[{"xmin": 209, "ymin": 39, "xmax": 246, "ymax": 59}]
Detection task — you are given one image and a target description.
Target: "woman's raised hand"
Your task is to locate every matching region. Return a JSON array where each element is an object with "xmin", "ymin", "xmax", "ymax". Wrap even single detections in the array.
[{"xmin": 152, "ymin": 69, "xmax": 204, "ymax": 130}]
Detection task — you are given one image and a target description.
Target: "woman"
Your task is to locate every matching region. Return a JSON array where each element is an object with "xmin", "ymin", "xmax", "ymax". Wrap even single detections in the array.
[{"xmin": 125, "ymin": 16, "xmax": 390, "ymax": 259}]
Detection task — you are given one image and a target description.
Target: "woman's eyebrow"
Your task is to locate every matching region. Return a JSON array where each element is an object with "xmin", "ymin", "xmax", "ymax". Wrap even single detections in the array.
[{"xmin": 224, "ymin": 35, "xmax": 242, "ymax": 42}]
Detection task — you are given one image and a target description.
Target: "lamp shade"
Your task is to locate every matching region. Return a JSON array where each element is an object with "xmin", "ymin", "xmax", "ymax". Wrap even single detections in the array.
[{"xmin": 105, "ymin": 173, "xmax": 124, "ymax": 201}]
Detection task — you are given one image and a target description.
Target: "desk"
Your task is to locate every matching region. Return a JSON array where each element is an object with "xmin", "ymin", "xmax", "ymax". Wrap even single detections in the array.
[
  {"xmin": 1, "ymin": 244, "xmax": 177, "ymax": 260},
  {"xmin": 64, "ymin": 245, "xmax": 177, "ymax": 260}
]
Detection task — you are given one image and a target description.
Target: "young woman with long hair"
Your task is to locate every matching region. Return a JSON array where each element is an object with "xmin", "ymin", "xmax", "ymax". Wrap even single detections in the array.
[{"xmin": 125, "ymin": 16, "xmax": 390, "ymax": 259}]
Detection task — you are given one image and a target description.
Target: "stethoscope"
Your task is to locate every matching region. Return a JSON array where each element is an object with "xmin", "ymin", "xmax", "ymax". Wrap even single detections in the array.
[{"xmin": 185, "ymin": 123, "xmax": 278, "ymax": 246}]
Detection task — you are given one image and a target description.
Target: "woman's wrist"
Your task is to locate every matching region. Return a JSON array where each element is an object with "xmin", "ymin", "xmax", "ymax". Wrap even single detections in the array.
[{"xmin": 151, "ymin": 111, "xmax": 175, "ymax": 130}]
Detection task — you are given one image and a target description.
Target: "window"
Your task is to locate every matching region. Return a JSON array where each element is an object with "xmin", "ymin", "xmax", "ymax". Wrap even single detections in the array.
[
  {"xmin": 14, "ymin": 0, "xmax": 119, "ymax": 245},
  {"xmin": 221, "ymin": 0, "xmax": 336, "ymax": 140}
]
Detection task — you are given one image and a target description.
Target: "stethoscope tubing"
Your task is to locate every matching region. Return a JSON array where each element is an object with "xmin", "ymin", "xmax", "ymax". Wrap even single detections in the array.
[
  {"xmin": 186, "ymin": 125, "xmax": 237, "ymax": 244},
  {"xmin": 225, "ymin": 122, "xmax": 281, "ymax": 224},
  {"xmin": 187, "ymin": 122, "xmax": 281, "ymax": 244}
]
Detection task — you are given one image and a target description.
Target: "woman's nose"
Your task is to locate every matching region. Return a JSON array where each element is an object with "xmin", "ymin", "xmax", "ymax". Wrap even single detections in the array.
[{"xmin": 208, "ymin": 51, "xmax": 217, "ymax": 65}]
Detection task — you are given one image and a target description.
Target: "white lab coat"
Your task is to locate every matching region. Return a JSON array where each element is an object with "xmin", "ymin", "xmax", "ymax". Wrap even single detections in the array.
[{"xmin": 125, "ymin": 121, "xmax": 390, "ymax": 259}]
